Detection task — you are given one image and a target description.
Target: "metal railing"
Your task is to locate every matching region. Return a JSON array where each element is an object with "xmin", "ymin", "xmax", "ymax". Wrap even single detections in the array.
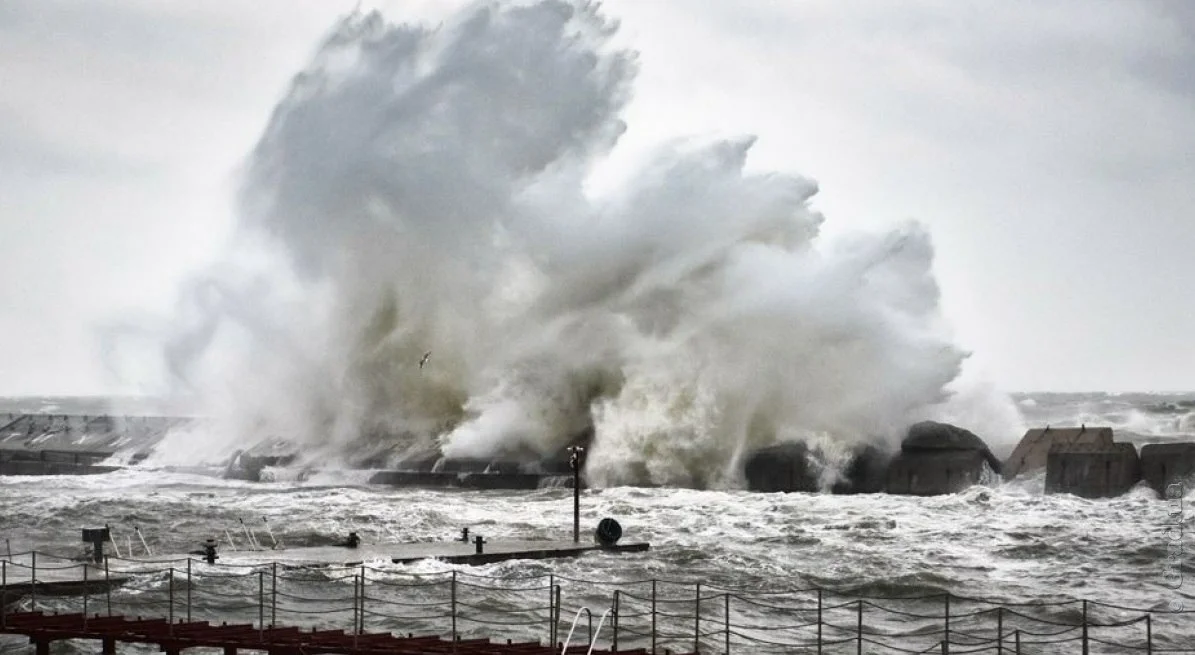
[{"xmin": 1, "ymin": 550, "xmax": 1192, "ymax": 654}]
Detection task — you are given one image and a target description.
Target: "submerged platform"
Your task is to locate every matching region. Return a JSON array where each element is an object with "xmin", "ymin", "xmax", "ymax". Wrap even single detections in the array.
[
  {"xmin": 2, "ymin": 539, "xmax": 649, "ymax": 603},
  {"xmin": 134, "ymin": 540, "xmax": 650, "ymax": 568}
]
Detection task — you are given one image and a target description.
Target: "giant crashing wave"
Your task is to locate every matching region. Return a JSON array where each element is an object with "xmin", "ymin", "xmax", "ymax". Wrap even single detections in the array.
[{"xmin": 149, "ymin": 1, "xmax": 1021, "ymax": 488}]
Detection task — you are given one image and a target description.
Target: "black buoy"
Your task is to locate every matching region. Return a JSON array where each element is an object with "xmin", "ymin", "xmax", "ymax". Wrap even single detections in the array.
[
  {"xmin": 344, "ymin": 532, "xmax": 361, "ymax": 549},
  {"xmin": 594, "ymin": 518, "xmax": 622, "ymax": 546}
]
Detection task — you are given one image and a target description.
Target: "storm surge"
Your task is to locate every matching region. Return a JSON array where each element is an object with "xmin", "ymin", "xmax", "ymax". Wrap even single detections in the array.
[{"xmin": 156, "ymin": 1, "xmax": 1018, "ymax": 486}]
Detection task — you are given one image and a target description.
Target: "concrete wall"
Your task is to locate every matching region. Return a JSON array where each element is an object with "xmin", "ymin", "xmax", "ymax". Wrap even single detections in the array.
[
  {"xmin": 1046, "ymin": 442, "xmax": 1140, "ymax": 498},
  {"xmin": 1004, "ymin": 426, "xmax": 1114, "ymax": 480},
  {"xmin": 1140, "ymin": 442, "xmax": 1195, "ymax": 498}
]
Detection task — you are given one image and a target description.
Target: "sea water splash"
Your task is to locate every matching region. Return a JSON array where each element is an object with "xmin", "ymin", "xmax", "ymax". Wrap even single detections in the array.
[{"xmin": 151, "ymin": 1, "xmax": 1022, "ymax": 485}]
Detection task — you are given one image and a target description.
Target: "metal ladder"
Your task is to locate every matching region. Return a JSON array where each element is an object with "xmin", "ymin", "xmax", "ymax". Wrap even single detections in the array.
[{"xmin": 560, "ymin": 605, "xmax": 614, "ymax": 655}]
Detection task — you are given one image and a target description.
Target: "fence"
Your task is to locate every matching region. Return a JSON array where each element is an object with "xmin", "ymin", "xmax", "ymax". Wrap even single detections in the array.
[{"xmin": 1, "ymin": 550, "xmax": 1192, "ymax": 654}]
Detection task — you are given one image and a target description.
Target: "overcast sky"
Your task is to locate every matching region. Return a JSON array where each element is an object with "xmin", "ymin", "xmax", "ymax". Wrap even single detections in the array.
[{"xmin": 1, "ymin": 0, "xmax": 1192, "ymax": 395}]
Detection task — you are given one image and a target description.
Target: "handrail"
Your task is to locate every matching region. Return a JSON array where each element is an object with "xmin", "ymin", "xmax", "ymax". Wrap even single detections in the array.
[
  {"xmin": 586, "ymin": 606, "xmax": 613, "ymax": 655},
  {"xmin": 558, "ymin": 606, "xmax": 593, "ymax": 653}
]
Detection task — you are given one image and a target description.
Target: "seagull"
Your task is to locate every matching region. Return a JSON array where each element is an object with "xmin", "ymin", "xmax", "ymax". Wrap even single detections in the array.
[{"xmin": 419, "ymin": 351, "xmax": 431, "ymax": 370}]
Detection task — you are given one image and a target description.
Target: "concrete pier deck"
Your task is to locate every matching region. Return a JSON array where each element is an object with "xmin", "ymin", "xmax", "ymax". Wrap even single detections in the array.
[
  {"xmin": 124, "ymin": 540, "xmax": 650, "ymax": 568},
  {"xmin": 2, "ymin": 539, "xmax": 649, "ymax": 602}
]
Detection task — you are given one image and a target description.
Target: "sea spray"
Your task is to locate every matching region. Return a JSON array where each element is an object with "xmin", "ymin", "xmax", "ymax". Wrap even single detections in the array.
[{"xmin": 146, "ymin": 0, "xmax": 1020, "ymax": 485}]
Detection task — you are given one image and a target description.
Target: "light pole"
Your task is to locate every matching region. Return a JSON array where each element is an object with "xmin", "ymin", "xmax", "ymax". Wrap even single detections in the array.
[{"xmin": 568, "ymin": 446, "xmax": 585, "ymax": 543}]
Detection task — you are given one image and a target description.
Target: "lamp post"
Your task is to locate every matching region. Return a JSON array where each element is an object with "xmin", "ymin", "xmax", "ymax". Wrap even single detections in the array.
[{"xmin": 569, "ymin": 446, "xmax": 585, "ymax": 543}]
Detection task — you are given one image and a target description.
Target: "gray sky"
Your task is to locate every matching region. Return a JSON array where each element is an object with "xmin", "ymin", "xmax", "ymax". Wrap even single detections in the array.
[{"xmin": 1, "ymin": 0, "xmax": 1192, "ymax": 395}]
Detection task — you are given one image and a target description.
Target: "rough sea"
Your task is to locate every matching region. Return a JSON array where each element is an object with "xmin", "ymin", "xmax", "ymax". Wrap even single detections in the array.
[{"xmin": 1, "ymin": 392, "xmax": 1193, "ymax": 654}]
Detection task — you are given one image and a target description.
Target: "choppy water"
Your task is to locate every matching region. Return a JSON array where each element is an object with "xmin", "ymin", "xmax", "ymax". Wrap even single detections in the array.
[{"xmin": 2, "ymin": 392, "xmax": 1195, "ymax": 653}]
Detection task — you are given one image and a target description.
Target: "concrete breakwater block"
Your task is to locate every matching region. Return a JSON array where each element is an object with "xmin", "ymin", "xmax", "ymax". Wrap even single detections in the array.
[
  {"xmin": 885, "ymin": 449, "xmax": 997, "ymax": 496},
  {"xmin": 884, "ymin": 422, "xmax": 1001, "ymax": 496},
  {"xmin": 1140, "ymin": 442, "xmax": 1195, "ymax": 498},
  {"xmin": 1004, "ymin": 426, "xmax": 1114, "ymax": 480},
  {"xmin": 1046, "ymin": 442, "xmax": 1140, "ymax": 498}
]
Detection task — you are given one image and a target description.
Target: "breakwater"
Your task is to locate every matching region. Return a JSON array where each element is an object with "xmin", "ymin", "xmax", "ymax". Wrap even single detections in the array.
[{"xmin": 3, "ymin": 413, "xmax": 1193, "ymax": 499}]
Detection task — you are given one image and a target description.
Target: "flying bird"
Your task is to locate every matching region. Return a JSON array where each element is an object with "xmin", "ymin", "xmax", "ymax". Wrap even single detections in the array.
[{"xmin": 419, "ymin": 351, "xmax": 431, "ymax": 370}]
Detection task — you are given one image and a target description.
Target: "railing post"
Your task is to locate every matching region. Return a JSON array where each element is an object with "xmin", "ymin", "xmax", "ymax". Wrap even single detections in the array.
[
  {"xmin": 1081, "ymin": 599, "xmax": 1088, "ymax": 655},
  {"xmin": 817, "ymin": 588, "xmax": 823, "ymax": 654},
  {"xmin": 451, "ymin": 570, "xmax": 458, "ymax": 646},
  {"xmin": 613, "ymin": 589, "xmax": 621, "ymax": 652},
  {"xmin": 651, "ymin": 579, "xmax": 658, "ymax": 655},
  {"xmin": 996, "ymin": 606, "xmax": 1003, "ymax": 654},
  {"xmin": 271, "ymin": 562, "xmax": 277, "ymax": 628},
  {"xmin": 82, "ymin": 563, "xmax": 89, "ymax": 629},
  {"xmin": 168, "ymin": 567, "xmax": 175, "ymax": 633},
  {"xmin": 548, "ymin": 574, "xmax": 554, "ymax": 646},
  {"xmin": 553, "ymin": 585, "xmax": 561, "ymax": 647},
  {"xmin": 694, "ymin": 582, "xmax": 701, "ymax": 655},
  {"xmin": 1146, "ymin": 614, "xmax": 1152, "ymax": 654},
  {"xmin": 359, "ymin": 565, "xmax": 366, "ymax": 634},
  {"xmin": 724, "ymin": 593, "xmax": 730, "ymax": 655},
  {"xmin": 258, "ymin": 570, "xmax": 265, "ymax": 640},
  {"xmin": 186, "ymin": 559, "xmax": 192, "ymax": 623},
  {"xmin": 104, "ymin": 555, "xmax": 111, "ymax": 616},
  {"xmin": 352, "ymin": 574, "xmax": 359, "ymax": 635},
  {"xmin": 1, "ymin": 560, "xmax": 6, "ymax": 629},
  {"xmin": 1014, "ymin": 629, "xmax": 1021, "ymax": 654},
  {"xmin": 31, "ymin": 551, "xmax": 36, "ymax": 611},
  {"xmin": 943, "ymin": 592, "xmax": 950, "ymax": 655},
  {"xmin": 856, "ymin": 600, "xmax": 863, "ymax": 655}
]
